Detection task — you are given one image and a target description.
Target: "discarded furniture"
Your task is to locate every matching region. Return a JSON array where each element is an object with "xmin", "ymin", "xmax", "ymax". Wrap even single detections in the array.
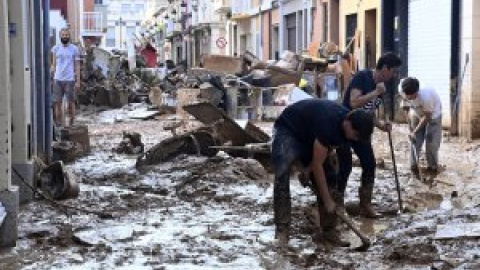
[{"xmin": 203, "ymin": 54, "xmax": 244, "ymax": 75}]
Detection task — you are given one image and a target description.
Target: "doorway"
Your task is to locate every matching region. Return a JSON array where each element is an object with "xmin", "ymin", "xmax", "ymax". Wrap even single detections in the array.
[
  {"xmin": 272, "ymin": 25, "xmax": 279, "ymax": 59},
  {"xmin": 364, "ymin": 9, "xmax": 377, "ymax": 69},
  {"xmin": 286, "ymin": 13, "xmax": 297, "ymax": 52},
  {"xmin": 345, "ymin": 14, "xmax": 357, "ymax": 54}
]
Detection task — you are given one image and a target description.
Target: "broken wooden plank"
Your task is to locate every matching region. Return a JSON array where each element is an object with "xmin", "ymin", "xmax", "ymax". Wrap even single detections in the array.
[
  {"xmin": 435, "ymin": 223, "xmax": 480, "ymax": 240},
  {"xmin": 182, "ymin": 102, "xmax": 265, "ymax": 146}
]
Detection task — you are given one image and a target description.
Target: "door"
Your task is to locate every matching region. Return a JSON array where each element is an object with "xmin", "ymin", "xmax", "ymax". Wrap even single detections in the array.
[
  {"xmin": 408, "ymin": 0, "xmax": 452, "ymax": 125},
  {"xmin": 286, "ymin": 13, "xmax": 296, "ymax": 52},
  {"xmin": 345, "ymin": 14, "xmax": 357, "ymax": 54},
  {"xmin": 364, "ymin": 9, "xmax": 377, "ymax": 69}
]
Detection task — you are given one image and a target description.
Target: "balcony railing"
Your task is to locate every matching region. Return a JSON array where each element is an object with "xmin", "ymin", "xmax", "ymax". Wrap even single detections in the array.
[
  {"xmin": 231, "ymin": 0, "xmax": 251, "ymax": 19},
  {"xmin": 166, "ymin": 20, "xmax": 182, "ymax": 37},
  {"xmin": 214, "ymin": 0, "xmax": 231, "ymax": 13},
  {"xmin": 82, "ymin": 12, "xmax": 104, "ymax": 36}
]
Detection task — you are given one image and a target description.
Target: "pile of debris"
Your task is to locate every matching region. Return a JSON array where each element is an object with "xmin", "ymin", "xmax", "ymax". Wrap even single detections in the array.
[{"xmin": 79, "ymin": 47, "xmax": 158, "ymax": 108}]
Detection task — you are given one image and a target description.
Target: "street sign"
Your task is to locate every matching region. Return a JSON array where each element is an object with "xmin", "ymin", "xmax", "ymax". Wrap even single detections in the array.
[{"xmin": 216, "ymin": 37, "xmax": 227, "ymax": 49}]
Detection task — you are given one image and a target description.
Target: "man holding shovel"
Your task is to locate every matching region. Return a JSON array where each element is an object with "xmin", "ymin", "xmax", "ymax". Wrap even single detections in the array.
[
  {"xmin": 272, "ymin": 99, "xmax": 374, "ymax": 244},
  {"xmin": 337, "ymin": 52, "xmax": 402, "ymax": 218},
  {"xmin": 400, "ymin": 77, "xmax": 442, "ymax": 177}
]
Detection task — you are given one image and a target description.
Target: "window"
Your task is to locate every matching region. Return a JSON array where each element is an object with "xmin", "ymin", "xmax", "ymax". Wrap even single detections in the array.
[
  {"xmin": 126, "ymin": 26, "xmax": 136, "ymax": 41},
  {"xmin": 106, "ymin": 27, "xmax": 115, "ymax": 47},
  {"xmin": 121, "ymin": 4, "xmax": 131, "ymax": 12},
  {"xmin": 135, "ymin": 4, "xmax": 144, "ymax": 11},
  {"xmin": 94, "ymin": 0, "xmax": 103, "ymax": 5},
  {"xmin": 322, "ymin": 3, "xmax": 328, "ymax": 42}
]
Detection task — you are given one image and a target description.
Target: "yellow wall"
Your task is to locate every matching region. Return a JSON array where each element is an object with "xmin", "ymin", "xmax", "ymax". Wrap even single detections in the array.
[{"xmin": 339, "ymin": 0, "xmax": 382, "ymax": 69}]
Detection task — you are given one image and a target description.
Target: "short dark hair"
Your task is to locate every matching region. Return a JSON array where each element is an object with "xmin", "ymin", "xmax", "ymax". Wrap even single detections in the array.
[
  {"xmin": 345, "ymin": 109, "xmax": 374, "ymax": 142},
  {"xmin": 401, "ymin": 77, "xmax": 420, "ymax": 95},
  {"xmin": 376, "ymin": 52, "xmax": 402, "ymax": 70}
]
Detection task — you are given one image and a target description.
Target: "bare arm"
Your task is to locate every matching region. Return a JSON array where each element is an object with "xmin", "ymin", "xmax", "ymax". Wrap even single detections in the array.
[
  {"xmin": 349, "ymin": 83, "xmax": 386, "ymax": 109},
  {"xmin": 50, "ymin": 53, "xmax": 56, "ymax": 76},
  {"xmin": 310, "ymin": 140, "xmax": 336, "ymax": 212}
]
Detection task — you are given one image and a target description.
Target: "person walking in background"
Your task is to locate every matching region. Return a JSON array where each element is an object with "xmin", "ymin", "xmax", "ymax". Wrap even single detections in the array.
[{"xmin": 51, "ymin": 28, "xmax": 80, "ymax": 127}]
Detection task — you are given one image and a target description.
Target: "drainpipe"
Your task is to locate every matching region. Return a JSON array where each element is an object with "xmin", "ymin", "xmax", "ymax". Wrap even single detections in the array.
[
  {"xmin": 307, "ymin": 0, "xmax": 312, "ymax": 45},
  {"xmin": 43, "ymin": 0, "xmax": 52, "ymax": 163},
  {"xmin": 259, "ymin": 0, "xmax": 263, "ymax": 60},
  {"xmin": 279, "ymin": 0, "xmax": 284, "ymax": 53},
  {"xmin": 32, "ymin": 0, "xmax": 44, "ymax": 161}
]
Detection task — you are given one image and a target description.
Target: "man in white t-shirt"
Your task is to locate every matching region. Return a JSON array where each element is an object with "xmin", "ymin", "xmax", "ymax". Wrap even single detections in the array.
[
  {"xmin": 400, "ymin": 77, "xmax": 442, "ymax": 176},
  {"xmin": 51, "ymin": 28, "xmax": 80, "ymax": 127}
]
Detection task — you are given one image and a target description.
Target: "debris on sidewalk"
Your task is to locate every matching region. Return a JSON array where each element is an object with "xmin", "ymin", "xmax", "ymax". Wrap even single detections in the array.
[{"xmin": 115, "ymin": 131, "xmax": 145, "ymax": 155}]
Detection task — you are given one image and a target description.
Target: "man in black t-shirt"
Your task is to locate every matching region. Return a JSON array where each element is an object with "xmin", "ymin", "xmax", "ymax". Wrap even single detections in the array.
[
  {"xmin": 272, "ymin": 99, "xmax": 374, "ymax": 244},
  {"xmin": 337, "ymin": 52, "xmax": 402, "ymax": 218}
]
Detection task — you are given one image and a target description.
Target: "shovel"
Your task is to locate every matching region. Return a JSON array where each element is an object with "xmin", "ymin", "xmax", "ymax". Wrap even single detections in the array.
[
  {"xmin": 336, "ymin": 209, "xmax": 371, "ymax": 252},
  {"xmin": 409, "ymin": 136, "xmax": 425, "ymax": 182},
  {"xmin": 388, "ymin": 131, "xmax": 403, "ymax": 212}
]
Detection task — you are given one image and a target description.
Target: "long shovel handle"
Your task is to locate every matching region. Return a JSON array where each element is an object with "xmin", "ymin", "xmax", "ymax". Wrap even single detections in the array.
[
  {"xmin": 336, "ymin": 209, "xmax": 371, "ymax": 249},
  {"xmin": 388, "ymin": 131, "xmax": 403, "ymax": 211}
]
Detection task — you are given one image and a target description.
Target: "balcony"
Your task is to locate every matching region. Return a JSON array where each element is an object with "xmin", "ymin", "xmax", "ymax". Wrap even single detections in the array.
[
  {"xmin": 166, "ymin": 20, "xmax": 182, "ymax": 38},
  {"xmin": 214, "ymin": 0, "xmax": 231, "ymax": 13},
  {"xmin": 81, "ymin": 12, "xmax": 104, "ymax": 37},
  {"xmin": 231, "ymin": 0, "xmax": 251, "ymax": 20}
]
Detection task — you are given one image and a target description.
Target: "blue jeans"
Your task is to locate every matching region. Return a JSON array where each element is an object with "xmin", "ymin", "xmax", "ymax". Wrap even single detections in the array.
[
  {"xmin": 410, "ymin": 115, "xmax": 442, "ymax": 169},
  {"xmin": 337, "ymin": 140, "xmax": 376, "ymax": 193},
  {"xmin": 272, "ymin": 125, "xmax": 338, "ymax": 227}
]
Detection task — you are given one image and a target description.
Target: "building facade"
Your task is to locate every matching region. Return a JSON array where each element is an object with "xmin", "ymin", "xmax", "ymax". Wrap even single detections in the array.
[
  {"xmin": 340, "ymin": 0, "xmax": 381, "ymax": 70},
  {"xmin": 458, "ymin": 0, "xmax": 480, "ymax": 138},
  {"xmin": 104, "ymin": 0, "xmax": 148, "ymax": 51}
]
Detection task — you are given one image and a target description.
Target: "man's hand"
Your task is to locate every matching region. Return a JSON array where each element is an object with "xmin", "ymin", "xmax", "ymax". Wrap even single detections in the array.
[
  {"xmin": 374, "ymin": 83, "xmax": 386, "ymax": 96},
  {"xmin": 408, "ymin": 132, "xmax": 416, "ymax": 143},
  {"xmin": 75, "ymin": 81, "xmax": 81, "ymax": 93}
]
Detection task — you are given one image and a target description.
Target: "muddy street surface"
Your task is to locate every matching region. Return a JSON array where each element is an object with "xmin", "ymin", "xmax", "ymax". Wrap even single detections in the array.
[{"xmin": 1, "ymin": 105, "xmax": 480, "ymax": 270}]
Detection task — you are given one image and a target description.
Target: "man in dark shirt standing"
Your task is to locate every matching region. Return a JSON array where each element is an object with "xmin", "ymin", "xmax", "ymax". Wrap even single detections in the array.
[
  {"xmin": 272, "ymin": 99, "xmax": 375, "ymax": 244},
  {"xmin": 337, "ymin": 52, "xmax": 402, "ymax": 218}
]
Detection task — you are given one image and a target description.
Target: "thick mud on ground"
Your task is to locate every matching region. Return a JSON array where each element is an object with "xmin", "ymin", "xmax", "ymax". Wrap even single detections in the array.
[{"xmin": 1, "ymin": 105, "xmax": 480, "ymax": 269}]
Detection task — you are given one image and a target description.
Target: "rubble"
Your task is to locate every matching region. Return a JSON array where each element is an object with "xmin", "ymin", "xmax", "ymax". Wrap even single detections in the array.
[{"xmin": 115, "ymin": 131, "xmax": 144, "ymax": 155}]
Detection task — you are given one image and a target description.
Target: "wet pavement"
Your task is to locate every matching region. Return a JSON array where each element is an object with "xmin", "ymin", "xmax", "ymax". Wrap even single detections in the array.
[{"xmin": 1, "ymin": 105, "xmax": 480, "ymax": 269}]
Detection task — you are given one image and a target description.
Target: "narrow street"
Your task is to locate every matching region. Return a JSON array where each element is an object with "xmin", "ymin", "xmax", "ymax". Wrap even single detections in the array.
[
  {"xmin": 0, "ymin": 105, "xmax": 478, "ymax": 269},
  {"xmin": 1, "ymin": 0, "xmax": 480, "ymax": 269}
]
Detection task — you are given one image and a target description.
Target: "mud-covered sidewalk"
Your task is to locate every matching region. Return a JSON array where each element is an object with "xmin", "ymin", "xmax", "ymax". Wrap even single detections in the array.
[{"xmin": 1, "ymin": 105, "xmax": 480, "ymax": 270}]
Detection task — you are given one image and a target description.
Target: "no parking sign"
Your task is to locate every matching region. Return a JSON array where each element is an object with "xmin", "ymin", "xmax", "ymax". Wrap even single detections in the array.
[{"xmin": 216, "ymin": 37, "xmax": 227, "ymax": 49}]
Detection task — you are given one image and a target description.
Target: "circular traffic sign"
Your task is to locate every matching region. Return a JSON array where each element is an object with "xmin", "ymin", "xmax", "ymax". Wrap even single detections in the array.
[{"xmin": 216, "ymin": 37, "xmax": 227, "ymax": 49}]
